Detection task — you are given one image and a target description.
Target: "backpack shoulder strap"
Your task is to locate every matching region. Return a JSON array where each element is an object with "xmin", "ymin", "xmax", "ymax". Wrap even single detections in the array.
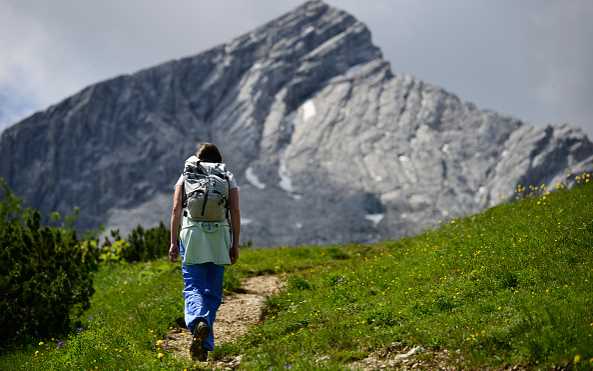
[{"xmin": 222, "ymin": 165, "xmax": 231, "ymax": 222}]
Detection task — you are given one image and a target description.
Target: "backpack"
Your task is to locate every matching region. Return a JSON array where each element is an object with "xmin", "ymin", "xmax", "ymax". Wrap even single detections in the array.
[{"xmin": 182, "ymin": 155, "xmax": 230, "ymax": 222}]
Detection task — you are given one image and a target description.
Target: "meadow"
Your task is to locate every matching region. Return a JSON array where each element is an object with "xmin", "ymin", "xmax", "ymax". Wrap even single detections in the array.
[{"xmin": 1, "ymin": 177, "xmax": 592, "ymax": 370}]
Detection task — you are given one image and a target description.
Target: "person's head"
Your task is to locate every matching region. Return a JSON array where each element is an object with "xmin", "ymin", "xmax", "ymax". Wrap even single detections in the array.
[{"xmin": 196, "ymin": 142, "xmax": 223, "ymax": 163}]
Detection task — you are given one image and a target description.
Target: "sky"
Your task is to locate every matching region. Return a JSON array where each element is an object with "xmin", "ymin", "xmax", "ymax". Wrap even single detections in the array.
[{"xmin": 1, "ymin": 0, "xmax": 592, "ymax": 137}]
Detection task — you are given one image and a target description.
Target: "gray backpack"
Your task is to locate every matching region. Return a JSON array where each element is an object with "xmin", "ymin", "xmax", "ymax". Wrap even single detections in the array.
[{"xmin": 182, "ymin": 155, "xmax": 230, "ymax": 222}]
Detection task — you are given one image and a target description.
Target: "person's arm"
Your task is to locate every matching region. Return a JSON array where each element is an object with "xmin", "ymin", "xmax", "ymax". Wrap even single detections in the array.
[
  {"xmin": 228, "ymin": 188, "xmax": 241, "ymax": 264},
  {"xmin": 169, "ymin": 184, "xmax": 183, "ymax": 262}
]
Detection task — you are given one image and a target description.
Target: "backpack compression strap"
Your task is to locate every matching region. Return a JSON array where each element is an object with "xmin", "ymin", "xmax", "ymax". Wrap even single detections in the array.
[{"xmin": 225, "ymin": 174, "xmax": 231, "ymax": 222}]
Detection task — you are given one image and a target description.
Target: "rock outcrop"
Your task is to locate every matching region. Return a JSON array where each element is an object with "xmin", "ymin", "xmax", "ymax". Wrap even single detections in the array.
[{"xmin": 1, "ymin": 0, "xmax": 592, "ymax": 246}]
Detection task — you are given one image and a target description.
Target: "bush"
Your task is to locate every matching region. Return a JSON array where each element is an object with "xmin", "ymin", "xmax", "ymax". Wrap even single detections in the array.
[
  {"xmin": 98, "ymin": 229, "xmax": 129, "ymax": 263},
  {"xmin": 98, "ymin": 223, "xmax": 170, "ymax": 264},
  {"xmin": 0, "ymin": 179, "xmax": 100, "ymax": 346},
  {"xmin": 121, "ymin": 222, "xmax": 169, "ymax": 262}
]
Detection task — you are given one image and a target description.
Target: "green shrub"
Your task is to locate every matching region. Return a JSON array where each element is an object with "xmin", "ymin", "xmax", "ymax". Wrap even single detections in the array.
[
  {"xmin": 0, "ymin": 179, "xmax": 100, "ymax": 347},
  {"xmin": 121, "ymin": 222, "xmax": 169, "ymax": 262},
  {"xmin": 98, "ymin": 229, "xmax": 128, "ymax": 263},
  {"xmin": 97, "ymin": 223, "xmax": 170, "ymax": 264}
]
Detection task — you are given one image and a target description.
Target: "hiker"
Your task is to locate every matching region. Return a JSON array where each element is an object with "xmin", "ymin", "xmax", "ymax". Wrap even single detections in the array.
[{"xmin": 168, "ymin": 143, "xmax": 241, "ymax": 361}]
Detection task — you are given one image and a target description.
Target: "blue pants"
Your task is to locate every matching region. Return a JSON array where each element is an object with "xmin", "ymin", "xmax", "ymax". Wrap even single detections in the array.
[{"xmin": 180, "ymin": 241, "xmax": 224, "ymax": 351}]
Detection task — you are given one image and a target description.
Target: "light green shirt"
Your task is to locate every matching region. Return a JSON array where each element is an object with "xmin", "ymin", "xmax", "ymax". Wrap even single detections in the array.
[{"xmin": 180, "ymin": 218, "xmax": 231, "ymax": 265}]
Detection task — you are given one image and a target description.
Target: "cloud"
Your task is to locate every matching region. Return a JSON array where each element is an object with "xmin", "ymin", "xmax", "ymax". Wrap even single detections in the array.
[
  {"xmin": 1, "ymin": 0, "xmax": 591, "ymax": 136},
  {"xmin": 525, "ymin": 1, "xmax": 593, "ymax": 129},
  {"xmin": 0, "ymin": 0, "xmax": 301, "ymax": 131}
]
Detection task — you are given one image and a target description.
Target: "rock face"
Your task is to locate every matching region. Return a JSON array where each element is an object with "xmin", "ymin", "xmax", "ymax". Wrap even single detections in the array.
[{"xmin": 1, "ymin": 0, "xmax": 592, "ymax": 246}]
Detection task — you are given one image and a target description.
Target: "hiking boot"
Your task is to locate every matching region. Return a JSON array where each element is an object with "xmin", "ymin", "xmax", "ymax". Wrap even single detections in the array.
[{"xmin": 190, "ymin": 321, "xmax": 209, "ymax": 361}]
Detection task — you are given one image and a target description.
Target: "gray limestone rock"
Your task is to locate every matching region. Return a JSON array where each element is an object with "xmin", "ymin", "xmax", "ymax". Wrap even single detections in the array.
[{"xmin": 1, "ymin": 0, "xmax": 592, "ymax": 246}]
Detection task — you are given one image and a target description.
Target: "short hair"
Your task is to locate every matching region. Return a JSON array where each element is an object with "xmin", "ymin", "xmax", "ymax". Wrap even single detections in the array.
[{"xmin": 196, "ymin": 142, "xmax": 223, "ymax": 163}]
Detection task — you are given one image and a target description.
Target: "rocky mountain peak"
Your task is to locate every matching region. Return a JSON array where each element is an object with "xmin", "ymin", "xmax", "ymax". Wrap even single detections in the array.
[{"xmin": 1, "ymin": 1, "xmax": 592, "ymax": 247}]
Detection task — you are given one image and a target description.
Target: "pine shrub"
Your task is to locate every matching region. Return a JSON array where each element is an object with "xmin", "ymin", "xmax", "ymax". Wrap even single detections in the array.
[
  {"xmin": 121, "ymin": 222, "xmax": 169, "ymax": 262},
  {"xmin": 0, "ymin": 179, "xmax": 99, "ymax": 346}
]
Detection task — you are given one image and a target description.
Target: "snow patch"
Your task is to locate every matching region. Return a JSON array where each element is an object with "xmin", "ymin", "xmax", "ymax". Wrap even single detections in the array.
[
  {"xmin": 478, "ymin": 186, "xmax": 487, "ymax": 195},
  {"xmin": 501, "ymin": 150, "xmax": 508, "ymax": 158},
  {"xmin": 245, "ymin": 167, "xmax": 266, "ymax": 189},
  {"xmin": 241, "ymin": 218, "xmax": 253, "ymax": 225},
  {"xmin": 295, "ymin": 222, "xmax": 303, "ymax": 229},
  {"xmin": 398, "ymin": 155, "xmax": 410, "ymax": 162},
  {"xmin": 278, "ymin": 160, "xmax": 294, "ymax": 193},
  {"xmin": 278, "ymin": 159, "xmax": 302, "ymax": 200},
  {"xmin": 302, "ymin": 100, "xmax": 316, "ymax": 122},
  {"xmin": 365, "ymin": 213, "xmax": 384, "ymax": 226},
  {"xmin": 302, "ymin": 26, "xmax": 315, "ymax": 35}
]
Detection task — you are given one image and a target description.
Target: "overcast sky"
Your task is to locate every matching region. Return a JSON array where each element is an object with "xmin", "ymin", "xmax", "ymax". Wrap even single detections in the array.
[{"xmin": 1, "ymin": 0, "xmax": 592, "ymax": 137}]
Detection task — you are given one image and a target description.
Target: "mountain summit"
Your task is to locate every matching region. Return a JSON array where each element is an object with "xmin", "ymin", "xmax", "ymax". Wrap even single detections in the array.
[{"xmin": 1, "ymin": 0, "xmax": 592, "ymax": 246}]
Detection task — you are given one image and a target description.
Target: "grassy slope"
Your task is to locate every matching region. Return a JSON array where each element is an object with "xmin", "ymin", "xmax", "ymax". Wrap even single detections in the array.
[
  {"xmin": 0, "ymin": 241, "xmax": 361, "ymax": 370},
  {"xmin": 0, "ymin": 261, "xmax": 187, "ymax": 369},
  {"xmin": 230, "ymin": 183, "xmax": 593, "ymax": 369},
  {"xmin": 1, "ymin": 182, "xmax": 592, "ymax": 370}
]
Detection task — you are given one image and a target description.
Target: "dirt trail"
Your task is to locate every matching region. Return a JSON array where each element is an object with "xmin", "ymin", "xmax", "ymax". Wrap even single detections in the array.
[{"xmin": 165, "ymin": 275, "xmax": 283, "ymax": 367}]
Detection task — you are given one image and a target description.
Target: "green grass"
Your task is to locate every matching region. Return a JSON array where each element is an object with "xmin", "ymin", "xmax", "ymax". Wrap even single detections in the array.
[
  {"xmin": 0, "ymin": 240, "xmax": 354, "ymax": 370},
  {"xmin": 0, "ymin": 261, "xmax": 188, "ymax": 369},
  {"xmin": 223, "ymin": 183, "xmax": 593, "ymax": 369},
  {"xmin": 1, "ymin": 182, "xmax": 593, "ymax": 370}
]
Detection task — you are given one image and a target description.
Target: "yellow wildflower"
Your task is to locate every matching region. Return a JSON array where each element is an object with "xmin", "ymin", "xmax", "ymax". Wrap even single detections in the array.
[
  {"xmin": 34, "ymin": 350, "xmax": 39, "ymax": 356},
  {"xmin": 155, "ymin": 339, "xmax": 164, "ymax": 348},
  {"xmin": 157, "ymin": 352, "xmax": 165, "ymax": 360},
  {"xmin": 574, "ymin": 354, "xmax": 581, "ymax": 363},
  {"xmin": 38, "ymin": 341, "xmax": 44, "ymax": 346}
]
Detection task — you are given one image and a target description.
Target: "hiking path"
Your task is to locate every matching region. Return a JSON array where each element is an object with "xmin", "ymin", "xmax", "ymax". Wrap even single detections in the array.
[{"xmin": 165, "ymin": 274, "xmax": 284, "ymax": 368}]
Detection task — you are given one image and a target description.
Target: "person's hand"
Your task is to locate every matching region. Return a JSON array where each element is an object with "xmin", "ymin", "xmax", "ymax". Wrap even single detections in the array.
[
  {"xmin": 169, "ymin": 242, "xmax": 179, "ymax": 262},
  {"xmin": 230, "ymin": 243, "xmax": 240, "ymax": 264}
]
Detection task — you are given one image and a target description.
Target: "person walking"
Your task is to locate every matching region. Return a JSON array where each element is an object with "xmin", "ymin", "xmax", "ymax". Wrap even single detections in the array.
[{"xmin": 168, "ymin": 143, "xmax": 240, "ymax": 361}]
